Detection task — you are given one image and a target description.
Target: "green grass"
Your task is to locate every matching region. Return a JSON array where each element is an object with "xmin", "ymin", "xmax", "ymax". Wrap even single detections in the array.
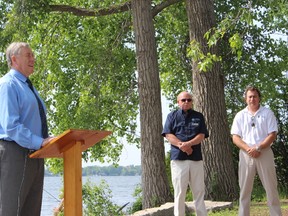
[
  {"xmin": 206, "ymin": 180, "xmax": 288, "ymax": 216},
  {"xmin": 207, "ymin": 199, "xmax": 288, "ymax": 216}
]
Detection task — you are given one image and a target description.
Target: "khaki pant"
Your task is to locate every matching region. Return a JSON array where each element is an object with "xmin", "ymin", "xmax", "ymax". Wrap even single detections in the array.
[
  {"xmin": 238, "ymin": 148, "xmax": 282, "ymax": 216},
  {"xmin": 171, "ymin": 160, "xmax": 207, "ymax": 216}
]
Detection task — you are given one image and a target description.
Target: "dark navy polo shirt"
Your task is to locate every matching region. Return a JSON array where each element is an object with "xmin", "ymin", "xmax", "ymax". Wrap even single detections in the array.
[{"xmin": 162, "ymin": 109, "xmax": 209, "ymax": 161}]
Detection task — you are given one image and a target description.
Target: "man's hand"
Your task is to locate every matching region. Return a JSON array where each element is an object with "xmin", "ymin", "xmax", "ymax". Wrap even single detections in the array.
[
  {"xmin": 41, "ymin": 136, "xmax": 55, "ymax": 147},
  {"xmin": 185, "ymin": 148, "xmax": 193, "ymax": 155},
  {"xmin": 247, "ymin": 147, "xmax": 261, "ymax": 158},
  {"xmin": 179, "ymin": 142, "xmax": 193, "ymax": 155}
]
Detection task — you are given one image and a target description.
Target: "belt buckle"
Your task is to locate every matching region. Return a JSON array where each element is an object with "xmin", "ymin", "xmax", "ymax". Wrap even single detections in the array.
[{"xmin": 28, "ymin": 149, "xmax": 36, "ymax": 154}]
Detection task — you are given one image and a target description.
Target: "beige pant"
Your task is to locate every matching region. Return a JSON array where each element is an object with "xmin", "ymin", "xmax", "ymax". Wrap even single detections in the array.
[
  {"xmin": 238, "ymin": 148, "xmax": 282, "ymax": 216},
  {"xmin": 171, "ymin": 160, "xmax": 207, "ymax": 216}
]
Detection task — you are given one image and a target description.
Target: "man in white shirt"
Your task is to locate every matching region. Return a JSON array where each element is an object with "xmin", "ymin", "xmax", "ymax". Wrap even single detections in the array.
[{"xmin": 231, "ymin": 86, "xmax": 282, "ymax": 216}]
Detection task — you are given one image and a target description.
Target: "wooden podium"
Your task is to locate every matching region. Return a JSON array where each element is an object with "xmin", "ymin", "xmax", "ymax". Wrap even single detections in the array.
[{"xmin": 30, "ymin": 129, "xmax": 112, "ymax": 216}]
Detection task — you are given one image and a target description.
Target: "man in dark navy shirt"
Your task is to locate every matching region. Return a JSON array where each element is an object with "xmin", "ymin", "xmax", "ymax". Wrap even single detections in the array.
[{"xmin": 162, "ymin": 91, "xmax": 208, "ymax": 216}]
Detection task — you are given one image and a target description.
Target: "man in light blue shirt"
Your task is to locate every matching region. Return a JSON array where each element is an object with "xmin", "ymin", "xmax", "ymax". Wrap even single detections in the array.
[{"xmin": 0, "ymin": 42, "xmax": 54, "ymax": 216}]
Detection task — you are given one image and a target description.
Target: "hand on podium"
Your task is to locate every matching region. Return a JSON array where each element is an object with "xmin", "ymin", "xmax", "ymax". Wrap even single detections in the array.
[{"xmin": 41, "ymin": 136, "xmax": 55, "ymax": 147}]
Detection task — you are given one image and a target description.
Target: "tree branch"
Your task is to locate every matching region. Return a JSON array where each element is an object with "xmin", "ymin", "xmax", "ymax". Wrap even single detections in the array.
[
  {"xmin": 49, "ymin": 2, "xmax": 131, "ymax": 16},
  {"xmin": 48, "ymin": 0, "xmax": 183, "ymax": 17},
  {"xmin": 152, "ymin": 0, "xmax": 183, "ymax": 17}
]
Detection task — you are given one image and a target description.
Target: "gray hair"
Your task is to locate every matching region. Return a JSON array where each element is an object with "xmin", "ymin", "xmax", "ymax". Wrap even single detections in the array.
[{"xmin": 6, "ymin": 42, "xmax": 30, "ymax": 68}]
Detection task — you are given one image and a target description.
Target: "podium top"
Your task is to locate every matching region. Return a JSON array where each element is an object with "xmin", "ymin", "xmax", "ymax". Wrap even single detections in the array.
[{"xmin": 29, "ymin": 129, "xmax": 112, "ymax": 158}]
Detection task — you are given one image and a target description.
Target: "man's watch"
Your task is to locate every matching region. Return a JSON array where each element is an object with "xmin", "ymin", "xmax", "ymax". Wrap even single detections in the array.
[{"xmin": 255, "ymin": 146, "xmax": 261, "ymax": 152}]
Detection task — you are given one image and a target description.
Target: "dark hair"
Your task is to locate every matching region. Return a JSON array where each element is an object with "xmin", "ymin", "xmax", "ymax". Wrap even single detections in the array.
[{"xmin": 244, "ymin": 86, "xmax": 261, "ymax": 99}]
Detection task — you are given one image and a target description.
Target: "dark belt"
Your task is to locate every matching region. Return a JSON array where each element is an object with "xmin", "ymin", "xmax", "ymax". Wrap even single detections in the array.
[
  {"xmin": 0, "ymin": 139, "xmax": 36, "ymax": 154},
  {"xmin": 0, "ymin": 138, "xmax": 14, "ymax": 143}
]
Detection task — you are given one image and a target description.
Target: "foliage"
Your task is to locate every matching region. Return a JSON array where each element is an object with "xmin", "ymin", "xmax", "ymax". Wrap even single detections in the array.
[
  {"xmin": 272, "ymin": 121, "xmax": 288, "ymax": 191},
  {"xmin": 82, "ymin": 179, "xmax": 124, "ymax": 215},
  {"xmin": 164, "ymin": 150, "xmax": 173, "ymax": 192},
  {"xmin": 187, "ymin": 40, "xmax": 222, "ymax": 72},
  {"xmin": 0, "ymin": 0, "xmax": 140, "ymax": 169},
  {"xmin": 155, "ymin": 1, "xmax": 192, "ymax": 103},
  {"xmin": 127, "ymin": 184, "xmax": 142, "ymax": 214},
  {"xmin": 48, "ymin": 176, "xmax": 140, "ymax": 215},
  {"xmin": 250, "ymin": 176, "xmax": 267, "ymax": 202},
  {"xmin": 46, "ymin": 158, "xmax": 63, "ymax": 175}
]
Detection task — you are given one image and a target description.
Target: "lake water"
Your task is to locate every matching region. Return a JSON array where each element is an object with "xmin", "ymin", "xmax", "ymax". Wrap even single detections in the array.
[{"xmin": 41, "ymin": 175, "xmax": 141, "ymax": 216}]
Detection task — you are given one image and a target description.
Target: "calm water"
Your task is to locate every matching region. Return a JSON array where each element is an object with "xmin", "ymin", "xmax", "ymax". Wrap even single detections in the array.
[{"xmin": 41, "ymin": 175, "xmax": 141, "ymax": 216}]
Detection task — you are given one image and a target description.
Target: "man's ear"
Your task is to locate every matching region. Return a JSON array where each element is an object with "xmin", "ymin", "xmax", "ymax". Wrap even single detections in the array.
[{"xmin": 11, "ymin": 55, "xmax": 17, "ymax": 65}]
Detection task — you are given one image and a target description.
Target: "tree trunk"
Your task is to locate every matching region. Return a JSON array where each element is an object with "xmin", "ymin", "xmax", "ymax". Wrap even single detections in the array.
[
  {"xmin": 185, "ymin": 0, "xmax": 238, "ymax": 201},
  {"xmin": 131, "ymin": 0, "xmax": 173, "ymax": 208}
]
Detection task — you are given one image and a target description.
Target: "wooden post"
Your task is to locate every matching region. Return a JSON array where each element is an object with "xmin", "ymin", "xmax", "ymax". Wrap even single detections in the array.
[{"xmin": 64, "ymin": 140, "xmax": 83, "ymax": 215}]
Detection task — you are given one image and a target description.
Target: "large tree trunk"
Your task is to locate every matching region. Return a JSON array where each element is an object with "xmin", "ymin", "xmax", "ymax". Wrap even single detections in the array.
[
  {"xmin": 131, "ymin": 0, "xmax": 173, "ymax": 208},
  {"xmin": 185, "ymin": 0, "xmax": 238, "ymax": 201}
]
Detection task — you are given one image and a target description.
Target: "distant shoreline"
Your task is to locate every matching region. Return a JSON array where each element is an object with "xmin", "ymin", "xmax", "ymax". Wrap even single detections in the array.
[{"xmin": 45, "ymin": 164, "xmax": 142, "ymax": 177}]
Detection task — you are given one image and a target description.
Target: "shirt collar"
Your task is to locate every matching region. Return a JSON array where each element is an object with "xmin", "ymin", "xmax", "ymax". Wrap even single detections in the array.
[
  {"xmin": 244, "ymin": 105, "xmax": 264, "ymax": 115},
  {"xmin": 179, "ymin": 109, "xmax": 193, "ymax": 115},
  {"xmin": 10, "ymin": 69, "xmax": 27, "ymax": 83}
]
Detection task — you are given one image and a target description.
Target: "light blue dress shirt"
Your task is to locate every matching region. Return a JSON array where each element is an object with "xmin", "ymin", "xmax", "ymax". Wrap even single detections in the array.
[{"xmin": 0, "ymin": 69, "xmax": 46, "ymax": 149}]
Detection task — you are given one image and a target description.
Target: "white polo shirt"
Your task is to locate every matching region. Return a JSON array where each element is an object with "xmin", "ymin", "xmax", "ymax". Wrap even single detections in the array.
[{"xmin": 231, "ymin": 105, "xmax": 278, "ymax": 146}]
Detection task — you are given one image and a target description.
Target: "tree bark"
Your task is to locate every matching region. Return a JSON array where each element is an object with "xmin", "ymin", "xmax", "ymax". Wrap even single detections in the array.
[
  {"xmin": 185, "ymin": 0, "xmax": 238, "ymax": 201},
  {"xmin": 131, "ymin": 0, "xmax": 173, "ymax": 208}
]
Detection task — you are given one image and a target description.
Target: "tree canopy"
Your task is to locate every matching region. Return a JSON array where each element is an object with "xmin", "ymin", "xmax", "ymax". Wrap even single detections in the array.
[{"xmin": 0, "ymin": 0, "xmax": 287, "ymax": 205}]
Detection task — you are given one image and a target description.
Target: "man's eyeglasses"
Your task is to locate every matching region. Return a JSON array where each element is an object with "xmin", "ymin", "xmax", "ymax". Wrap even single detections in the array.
[
  {"xmin": 181, "ymin": 99, "xmax": 192, "ymax": 102},
  {"xmin": 251, "ymin": 116, "xmax": 255, "ymax": 127}
]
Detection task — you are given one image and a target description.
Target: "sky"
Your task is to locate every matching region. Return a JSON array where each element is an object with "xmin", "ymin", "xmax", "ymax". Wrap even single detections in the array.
[{"xmin": 83, "ymin": 96, "xmax": 173, "ymax": 167}]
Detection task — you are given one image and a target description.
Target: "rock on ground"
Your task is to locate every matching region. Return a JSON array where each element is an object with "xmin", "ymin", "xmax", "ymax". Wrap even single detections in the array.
[{"xmin": 129, "ymin": 200, "xmax": 233, "ymax": 216}]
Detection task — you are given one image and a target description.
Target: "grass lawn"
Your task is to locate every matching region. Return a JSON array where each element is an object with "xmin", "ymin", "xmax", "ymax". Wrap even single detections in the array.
[{"xmin": 208, "ymin": 199, "xmax": 288, "ymax": 216}]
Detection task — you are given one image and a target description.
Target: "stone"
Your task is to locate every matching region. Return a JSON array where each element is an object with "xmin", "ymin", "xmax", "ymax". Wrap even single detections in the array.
[{"xmin": 129, "ymin": 200, "xmax": 233, "ymax": 216}]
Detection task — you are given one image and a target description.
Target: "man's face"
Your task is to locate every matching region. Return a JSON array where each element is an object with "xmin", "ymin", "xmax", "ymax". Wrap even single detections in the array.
[
  {"xmin": 177, "ymin": 92, "xmax": 193, "ymax": 111},
  {"xmin": 245, "ymin": 90, "xmax": 260, "ymax": 109},
  {"xmin": 12, "ymin": 46, "xmax": 35, "ymax": 77}
]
